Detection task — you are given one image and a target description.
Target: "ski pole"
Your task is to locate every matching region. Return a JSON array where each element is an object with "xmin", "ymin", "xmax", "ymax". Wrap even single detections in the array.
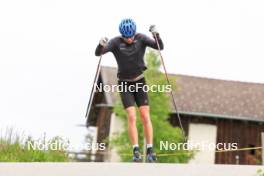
[
  {"xmin": 152, "ymin": 33, "xmax": 186, "ymax": 140},
  {"xmin": 85, "ymin": 54, "xmax": 103, "ymax": 119}
]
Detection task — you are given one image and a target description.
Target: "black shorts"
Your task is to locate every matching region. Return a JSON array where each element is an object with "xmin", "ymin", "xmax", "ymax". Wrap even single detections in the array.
[{"xmin": 118, "ymin": 77, "xmax": 149, "ymax": 109}]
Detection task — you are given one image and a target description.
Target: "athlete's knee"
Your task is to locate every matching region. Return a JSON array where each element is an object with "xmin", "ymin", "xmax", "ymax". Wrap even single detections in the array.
[
  {"xmin": 128, "ymin": 114, "xmax": 136, "ymax": 124},
  {"xmin": 140, "ymin": 112, "xmax": 151, "ymax": 125}
]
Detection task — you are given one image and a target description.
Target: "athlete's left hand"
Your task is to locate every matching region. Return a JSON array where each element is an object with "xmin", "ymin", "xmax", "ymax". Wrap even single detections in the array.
[{"xmin": 149, "ymin": 25, "xmax": 158, "ymax": 34}]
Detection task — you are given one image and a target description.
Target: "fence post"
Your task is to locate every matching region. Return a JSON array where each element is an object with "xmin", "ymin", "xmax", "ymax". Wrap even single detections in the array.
[{"xmin": 261, "ymin": 132, "xmax": 264, "ymax": 165}]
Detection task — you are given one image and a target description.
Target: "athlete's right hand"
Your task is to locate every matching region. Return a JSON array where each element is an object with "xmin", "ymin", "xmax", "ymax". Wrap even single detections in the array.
[{"xmin": 99, "ymin": 37, "xmax": 108, "ymax": 47}]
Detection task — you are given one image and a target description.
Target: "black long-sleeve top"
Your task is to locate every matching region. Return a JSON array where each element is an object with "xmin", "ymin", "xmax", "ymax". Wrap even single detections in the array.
[{"xmin": 95, "ymin": 33, "xmax": 164, "ymax": 79}]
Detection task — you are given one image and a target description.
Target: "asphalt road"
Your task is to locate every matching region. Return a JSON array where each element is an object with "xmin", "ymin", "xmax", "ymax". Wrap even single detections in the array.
[{"xmin": 0, "ymin": 163, "xmax": 263, "ymax": 176}]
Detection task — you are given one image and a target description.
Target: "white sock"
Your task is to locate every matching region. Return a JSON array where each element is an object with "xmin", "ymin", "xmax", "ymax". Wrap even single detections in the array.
[
  {"xmin": 146, "ymin": 144, "xmax": 153, "ymax": 149},
  {"xmin": 133, "ymin": 144, "xmax": 139, "ymax": 149}
]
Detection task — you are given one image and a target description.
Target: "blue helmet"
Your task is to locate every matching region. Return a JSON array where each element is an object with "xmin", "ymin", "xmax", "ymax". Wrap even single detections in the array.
[{"xmin": 119, "ymin": 18, "xmax": 136, "ymax": 38}]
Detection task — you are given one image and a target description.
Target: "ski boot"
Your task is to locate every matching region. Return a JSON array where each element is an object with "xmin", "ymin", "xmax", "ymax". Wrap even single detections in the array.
[
  {"xmin": 133, "ymin": 147, "xmax": 142, "ymax": 162},
  {"xmin": 146, "ymin": 147, "xmax": 157, "ymax": 163}
]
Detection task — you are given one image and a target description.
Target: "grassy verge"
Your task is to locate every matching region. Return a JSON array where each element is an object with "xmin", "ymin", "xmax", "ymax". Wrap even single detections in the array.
[{"xmin": 0, "ymin": 128, "xmax": 69, "ymax": 162}]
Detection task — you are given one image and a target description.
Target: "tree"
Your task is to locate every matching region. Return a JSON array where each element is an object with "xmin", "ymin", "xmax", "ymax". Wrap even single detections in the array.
[{"xmin": 112, "ymin": 49, "xmax": 193, "ymax": 163}]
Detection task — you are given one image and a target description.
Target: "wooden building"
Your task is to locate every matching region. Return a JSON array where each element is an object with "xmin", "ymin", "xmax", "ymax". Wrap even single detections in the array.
[{"xmin": 86, "ymin": 66, "xmax": 264, "ymax": 164}]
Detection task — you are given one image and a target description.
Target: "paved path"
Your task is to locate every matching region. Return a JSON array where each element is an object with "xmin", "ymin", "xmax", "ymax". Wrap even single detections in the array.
[{"xmin": 0, "ymin": 163, "xmax": 263, "ymax": 176}]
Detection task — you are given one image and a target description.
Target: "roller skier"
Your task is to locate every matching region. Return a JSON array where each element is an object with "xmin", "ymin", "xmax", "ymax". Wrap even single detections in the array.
[{"xmin": 95, "ymin": 18, "xmax": 164, "ymax": 162}]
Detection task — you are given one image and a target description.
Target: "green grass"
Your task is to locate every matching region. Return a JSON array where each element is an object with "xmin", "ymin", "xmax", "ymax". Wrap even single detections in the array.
[{"xmin": 0, "ymin": 128, "xmax": 69, "ymax": 162}]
